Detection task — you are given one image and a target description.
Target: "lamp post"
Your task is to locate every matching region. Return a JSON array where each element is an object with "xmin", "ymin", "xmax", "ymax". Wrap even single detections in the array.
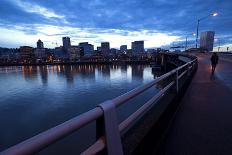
[{"xmin": 195, "ymin": 12, "xmax": 218, "ymax": 48}]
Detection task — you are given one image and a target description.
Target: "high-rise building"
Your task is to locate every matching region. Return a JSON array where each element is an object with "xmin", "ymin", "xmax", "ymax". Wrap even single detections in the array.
[
  {"xmin": 37, "ymin": 39, "xmax": 44, "ymax": 49},
  {"xmin": 79, "ymin": 42, "xmax": 94, "ymax": 56},
  {"xmin": 200, "ymin": 31, "xmax": 215, "ymax": 51},
  {"xmin": 19, "ymin": 46, "xmax": 34, "ymax": 61},
  {"xmin": 62, "ymin": 37, "xmax": 71, "ymax": 49},
  {"xmin": 101, "ymin": 42, "xmax": 110, "ymax": 56},
  {"xmin": 120, "ymin": 45, "xmax": 127, "ymax": 53},
  {"xmin": 132, "ymin": 41, "xmax": 144, "ymax": 53}
]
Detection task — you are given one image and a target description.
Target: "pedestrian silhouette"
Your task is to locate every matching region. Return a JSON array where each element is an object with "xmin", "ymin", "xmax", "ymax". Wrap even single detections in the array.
[{"xmin": 210, "ymin": 52, "xmax": 219, "ymax": 73}]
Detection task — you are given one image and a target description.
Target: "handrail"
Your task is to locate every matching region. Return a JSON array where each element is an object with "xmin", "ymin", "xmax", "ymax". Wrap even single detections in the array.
[{"xmin": 1, "ymin": 56, "xmax": 198, "ymax": 155}]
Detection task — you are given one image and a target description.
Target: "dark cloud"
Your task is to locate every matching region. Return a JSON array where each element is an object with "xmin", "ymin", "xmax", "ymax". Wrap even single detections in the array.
[{"xmin": 0, "ymin": 0, "xmax": 231, "ymax": 46}]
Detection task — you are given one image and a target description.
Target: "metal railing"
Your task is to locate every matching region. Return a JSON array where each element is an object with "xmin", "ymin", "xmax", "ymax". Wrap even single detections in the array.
[{"xmin": 1, "ymin": 56, "xmax": 198, "ymax": 155}]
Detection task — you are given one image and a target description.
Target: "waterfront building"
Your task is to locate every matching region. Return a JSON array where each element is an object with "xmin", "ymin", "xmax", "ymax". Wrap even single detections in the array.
[
  {"xmin": 37, "ymin": 39, "xmax": 44, "ymax": 49},
  {"xmin": 147, "ymin": 49, "xmax": 156, "ymax": 53},
  {"xmin": 101, "ymin": 42, "xmax": 110, "ymax": 56},
  {"xmin": 97, "ymin": 46, "xmax": 101, "ymax": 52},
  {"xmin": 132, "ymin": 41, "xmax": 144, "ymax": 53},
  {"xmin": 68, "ymin": 46, "xmax": 80, "ymax": 61},
  {"xmin": 19, "ymin": 46, "xmax": 34, "ymax": 61},
  {"xmin": 62, "ymin": 37, "xmax": 71, "ymax": 49},
  {"xmin": 53, "ymin": 47, "xmax": 68, "ymax": 60},
  {"xmin": 78, "ymin": 42, "xmax": 94, "ymax": 56},
  {"xmin": 120, "ymin": 45, "xmax": 127, "ymax": 53},
  {"xmin": 34, "ymin": 48, "xmax": 46, "ymax": 59},
  {"xmin": 200, "ymin": 31, "xmax": 215, "ymax": 51},
  {"xmin": 110, "ymin": 48, "xmax": 117, "ymax": 55}
]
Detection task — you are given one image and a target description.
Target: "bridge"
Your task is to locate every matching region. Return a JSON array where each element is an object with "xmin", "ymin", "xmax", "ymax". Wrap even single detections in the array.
[{"xmin": 1, "ymin": 52, "xmax": 232, "ymax": 155}]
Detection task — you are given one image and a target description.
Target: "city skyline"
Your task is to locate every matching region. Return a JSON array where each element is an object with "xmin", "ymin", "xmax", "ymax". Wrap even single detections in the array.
[{"xmin": 0, "ymin": 0, "xmax": 232, "ymax": 50}]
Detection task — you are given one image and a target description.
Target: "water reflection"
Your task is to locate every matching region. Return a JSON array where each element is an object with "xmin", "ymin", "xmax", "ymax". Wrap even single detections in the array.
[
  {"xmin": 17, "ymin": 64, "xmax": 158, "ymax": 85},
  {"xmin": 0, "ymin": 64, "xmax": 160, "ymax": 154}
]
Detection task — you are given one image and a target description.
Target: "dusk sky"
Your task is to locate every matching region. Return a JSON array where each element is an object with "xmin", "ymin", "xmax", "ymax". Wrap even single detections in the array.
[{"xmin": 0, "ymin": 0, "xmax": 231, "ymax": 50}]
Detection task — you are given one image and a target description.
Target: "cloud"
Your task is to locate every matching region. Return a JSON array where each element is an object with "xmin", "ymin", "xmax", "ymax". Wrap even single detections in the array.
[
  {"xmin": 0, "ymin": 0, "xmax": 231, "ymax": 48},
  {"xmin": 12, "ymin": 0, "xmax": 65, "ymax": 19},
  {"xmin": 0, "ymin": 24, "xmax": 179, "ymax": 48}
]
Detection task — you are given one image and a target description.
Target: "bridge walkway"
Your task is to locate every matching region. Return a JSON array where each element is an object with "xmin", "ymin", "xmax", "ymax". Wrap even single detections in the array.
[{"xmin": 156, "ymin": 53, "xmax": 232, "ymax": 155}]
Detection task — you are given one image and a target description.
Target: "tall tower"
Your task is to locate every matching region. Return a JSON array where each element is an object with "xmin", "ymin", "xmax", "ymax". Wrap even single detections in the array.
[
  {"xmin": 132, "ymin": 41, "xmax": 144, "ymax": 53},
  {"xmin": 62, "ymin": 37, "xmax": 71, "ymax": 49},
  {"xmin": 101, "ymin": 42, "xmax": 110, "ymax": 56},
  {"xmin": 200, "ymin": 31, "xmax": 215, "ymax": 51},
  {"xmin": 37, "ymin": 39, "xmax": 44, "ymax": 49}
]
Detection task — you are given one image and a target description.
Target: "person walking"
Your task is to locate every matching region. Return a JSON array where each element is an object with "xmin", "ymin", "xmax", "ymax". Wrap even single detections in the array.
[{"xmin": 211, "ymin": 52, "xmax": 219, "ymax": 73}]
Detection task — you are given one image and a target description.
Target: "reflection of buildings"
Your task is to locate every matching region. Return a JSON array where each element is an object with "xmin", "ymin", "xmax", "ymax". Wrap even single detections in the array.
[
  {"xmin": 54, "ymin": 65, "xmax": 96, "ymax": 83},
  {"xmin": 132, "ymin": 65, "xmax": 144, "ymax": 80},
  {"xmin": 200, "ymin": 31, "xmax": 215, "ymax": 51},
  {"xmin": 39, "ymin": 66, "xmax": 48, "ymax": 84},
  {"xmin": 121, "ymin": 65, "xmax": 127, "ymax": 74},
  {"xmin": 22, "ymin": 66, "xmax": 38, "ymax": 81},
  {"xmin": 101, "ymin": 65, "xmax": 111, "ymax": 77}
]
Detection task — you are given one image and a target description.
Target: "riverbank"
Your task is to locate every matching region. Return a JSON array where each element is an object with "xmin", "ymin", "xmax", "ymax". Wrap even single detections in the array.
[{"xmin": 0, "ymin": 60, "xmax": 152, "ymax": 66}]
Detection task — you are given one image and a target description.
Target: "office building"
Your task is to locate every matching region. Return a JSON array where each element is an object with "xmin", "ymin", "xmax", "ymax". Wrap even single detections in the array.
[
  {"xmin": 37, "ymin": 39, "xmax": 44, "ymax": 49},
  {"xmin": 120, "ymin": 45, "xmax": 127, "ymax": 53},
  {"xmin": 19, "ymin": 46, "xmax": 34, "ymax": 60},
  {"xmin": 34, "ymin": 48, "xmax": 46, "ymax": 59},
  {"xmin": 132, "ymin": 41, "xmax": 144, "ymax": 53},
  {"xmin": 200, "ymin": 31, "xmax": 215, "ymax": 51},
  {"xmin": 79, "ymin": 42, "xmax": 94, "ymax": 56},
  {"xmin": 101, "ymin": 42, "xmax": 110, "ymax": 56},
  {"xmin": 62, "ymin": 37, "xmax": 71, "ymax": 49},
  {"xmin": 68, "ymin": 46, "xmax": 79, "ymax": 60}
]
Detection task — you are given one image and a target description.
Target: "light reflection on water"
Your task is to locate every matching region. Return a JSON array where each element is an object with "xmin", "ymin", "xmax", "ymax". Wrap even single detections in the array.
[{"xmin": 0, "ymin": 65, "xmax": 160, "ymax": 154}]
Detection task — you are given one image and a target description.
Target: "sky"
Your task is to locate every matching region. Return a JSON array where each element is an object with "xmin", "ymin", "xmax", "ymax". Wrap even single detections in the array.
[{"xmin": 0, "ymin": 0, "xmax": 231, "ymax": 50}]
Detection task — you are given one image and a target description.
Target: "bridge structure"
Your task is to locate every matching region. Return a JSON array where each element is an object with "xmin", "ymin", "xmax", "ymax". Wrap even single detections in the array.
[{"xmin": 1, "ymin": 52, "xmax": 232, "ymax": 155}]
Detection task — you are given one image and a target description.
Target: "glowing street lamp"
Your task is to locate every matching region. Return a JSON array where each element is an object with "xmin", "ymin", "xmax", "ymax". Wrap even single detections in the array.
[{"xmin": 195, "ymin": 12, "xmax": 218, "ymax": 48}]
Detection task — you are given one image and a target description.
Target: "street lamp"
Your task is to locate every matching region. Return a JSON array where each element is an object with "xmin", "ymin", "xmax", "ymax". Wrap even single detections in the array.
[{"xmin": 195, "ymin": 12, "xmax": 218, "ymax": 48}]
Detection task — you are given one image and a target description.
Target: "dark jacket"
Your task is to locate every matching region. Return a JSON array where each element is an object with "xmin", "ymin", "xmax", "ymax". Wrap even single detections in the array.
[{"xmin": 211, "ymin": 54, "xmax": 219, "ymax": 65}]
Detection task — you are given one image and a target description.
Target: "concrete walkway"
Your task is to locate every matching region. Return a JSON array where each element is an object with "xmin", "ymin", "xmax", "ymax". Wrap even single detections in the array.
[{"xmin": 157, "ymin": 53, "xmax": 232, "ymax": 155}]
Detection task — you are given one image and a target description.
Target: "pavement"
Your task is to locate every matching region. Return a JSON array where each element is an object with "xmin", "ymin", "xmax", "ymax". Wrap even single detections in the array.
[{"xmin": 157, "ymin": 53, "xmax": 232, "ymax": 155}]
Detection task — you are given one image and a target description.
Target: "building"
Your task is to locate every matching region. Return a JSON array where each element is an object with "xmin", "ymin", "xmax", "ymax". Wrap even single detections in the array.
[
  {"xmin": 37, "ymin": 39, "xmax": 44, "ymax": 49},
  {"xmin": 34, "ymin": 48, "xmax": 46, "ymax": 59},
  {"xmin": 120, "ymin": 45, "xmax": 127, "ymax": 53},
  {"xmin": 62, "ymin": 37, "xmax": 71, "ymax": 49},
  {"xmin": 97, "ymin": 47, "xmax": 101, "ymax": 52},
  {"xmin": 68, "ymin": 46, "xmax": 79, "ymax": 60},
  {"xmin": 79, "ymin": 42, "xmax": 94, "ymax": 56},
  {"xmin": 19, "ymin": 46, "xmax": 34, "ymax": 61},
  {"xmin": 132, "ymin": 41, "xmax": 144, "ymax": 53},
  {"xmin": 53, "ymin": 47, "xmax": 68, "ymax": 60},
  {"xmin": 101, "ymin": 42, "xmax": 110, "ymax": 56},
  {"xmin": 200, "ymin": 31, "xmax": 215, "ymax": 51},
  {"xmin": 110, "ymin": 48, "xmax": 117, "ymax": 55}
]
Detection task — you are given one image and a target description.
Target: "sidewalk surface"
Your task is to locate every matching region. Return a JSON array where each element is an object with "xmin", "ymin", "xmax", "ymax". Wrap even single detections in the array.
[{"xmin": 157, "ymin": 53, "xmax": 232, "ymax": 155}]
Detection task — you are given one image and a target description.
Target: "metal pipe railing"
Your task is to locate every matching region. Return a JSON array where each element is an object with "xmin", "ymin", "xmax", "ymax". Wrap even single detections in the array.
[{"xmin": 1, "ymin": 57, "xmax": 198, "ymax": 155}]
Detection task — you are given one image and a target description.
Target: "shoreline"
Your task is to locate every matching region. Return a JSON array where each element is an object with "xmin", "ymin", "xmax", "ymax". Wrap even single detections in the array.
[{"xmin": 0, "ymin": 60, "xmax": 152, "ymax": 66}]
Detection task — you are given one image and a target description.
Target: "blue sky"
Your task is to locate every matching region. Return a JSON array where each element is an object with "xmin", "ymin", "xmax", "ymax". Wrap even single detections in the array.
[{"xmin": 0, "ymin": 0, "xmax": 231, "ymax": 50}]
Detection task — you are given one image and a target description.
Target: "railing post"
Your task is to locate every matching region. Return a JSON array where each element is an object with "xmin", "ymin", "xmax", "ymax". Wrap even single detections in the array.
[
  {"xmin": 176, "ymin": 69, "xmax": 179, "ymax": 92},
  {"xmin": 187, "ymin": 63, "xmax": 191, "ymax": 76},
  {"xmin": 96, "ymin": 100, "xmax": 123, "ymax": 155}
]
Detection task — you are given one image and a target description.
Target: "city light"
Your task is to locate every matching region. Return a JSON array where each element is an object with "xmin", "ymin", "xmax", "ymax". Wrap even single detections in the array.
[{"xmin": 212, "ymin": 12, "xmax": 219, "ymax": 17}]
